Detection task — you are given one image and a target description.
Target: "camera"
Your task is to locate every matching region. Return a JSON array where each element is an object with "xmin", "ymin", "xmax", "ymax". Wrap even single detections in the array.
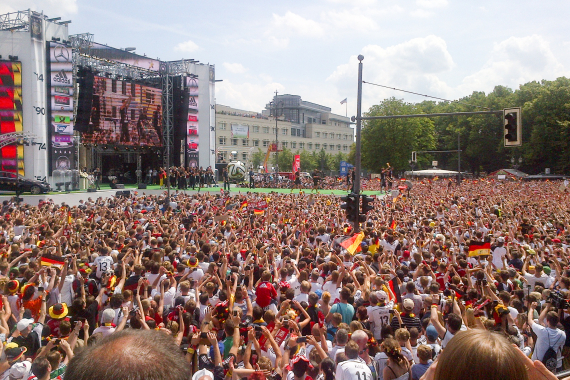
[{"xmin": 548, "ymin": 291, "xmax": 569, "ymax": 309}]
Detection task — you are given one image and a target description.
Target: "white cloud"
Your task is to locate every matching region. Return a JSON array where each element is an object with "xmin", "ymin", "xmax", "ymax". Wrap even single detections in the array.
[
  {"xmin": 174, "ymin": 40, "xmax": 199, "ymax": 53},
  {"xmin": 327, "ymin": 35, "xmax": 455, "ymax": 111},
  {"xmin": 411, "ymin": 9, "xmax": 434, "ymax": 18},
  {"xmin": 416, "ymin": 0, "xmax": 448, "ymax": 8},
  {"xmin": 459, "ymin": 35, "xmax": 569, "ymax": 95},
  {"xmin": 216, "ymin": 79, "xmax": 285, "ymax": 112},
  {"xmin": 271, "ymin": 11, "xmax": 325, "ymax": 38},
  {"xmin": 0, "ymin": 0, "xmax": 78, "ymax": 15},
  {"xmin": 322, "ymin": 9, "xmax": 378, "ymax": 32},
  {"xmin": 223, "ymin": 62, "xmax": 247, "ymax": 74}
]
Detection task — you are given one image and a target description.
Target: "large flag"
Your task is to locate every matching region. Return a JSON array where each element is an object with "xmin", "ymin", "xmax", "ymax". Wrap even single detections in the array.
[
  {"xmin": 389, "ymin": 219, "xmax": 398, "ymax": 230},
  {"xmin": 340, "ymin": 232, "xmax": 364, "ymax": 255},
  {"xmin": 239, "ymin": 201, "xmax": 248, "ymax": 211},
  {"xmin": 40, "ymin": 253, "xmax": 65, "ymax": 269},
  {"xmin": 292, "ymin": 154, "xmax": 300, "ymax": 174},
  {"xmin": 254, "ymin": 209, "xmax": 264, "ymax": 215},
  {"xmin": 340, "ymin": 98, "xmax": 347, "ymax": 105},
  {"xmin": 468, "ymin": 241, "xmax": 491, "ymax": 257}
]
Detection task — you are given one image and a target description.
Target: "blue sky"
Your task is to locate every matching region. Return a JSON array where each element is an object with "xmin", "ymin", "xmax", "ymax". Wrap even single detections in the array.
[{"xmin": 4, "ymin": 0, "xmax": 570, "ymax": 116}]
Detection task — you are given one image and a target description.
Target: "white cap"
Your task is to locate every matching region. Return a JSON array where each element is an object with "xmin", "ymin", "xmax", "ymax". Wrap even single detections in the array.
[
  {"xmin": 376, "ymin": 290, "xmax": 388, "ymax": 301},
  {"xmin": 192, "ymin": 369, "xmax": 214, "ymax": 380},
  {"xmin": 9, "ymin": 361, "xmax": 31, "ymax": 379},
  {"xmin": 16, "ymin": 318, "xmax": 34, "ymax": 332},
  {"xmin": 497, "ymin": 237, "xmax": 505, "ymax": 243}
]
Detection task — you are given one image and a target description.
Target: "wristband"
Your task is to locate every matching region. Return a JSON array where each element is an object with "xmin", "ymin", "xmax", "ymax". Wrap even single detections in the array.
[{"xmin": 187, "ymin": 347, "xmax": 195, "ymax": 354}]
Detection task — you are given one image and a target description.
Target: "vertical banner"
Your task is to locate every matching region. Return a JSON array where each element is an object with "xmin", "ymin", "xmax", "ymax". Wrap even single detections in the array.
[
  {"xmin": 47, "ymin": 42, "xmax": 76, "ymax": 173},
  {"xmin": 186, "ymin": 76, "xmax": 199, "ymax": 168},
  {"xmin": 293, "ymin": 154, "xmax": 300, "ymax": 173},
  {"xmin": 30, "ymin": 15, "xmax": 43, "ymax": 41},
  {"xmin": 0, "ymin": 61, "xmax": 24, "ymax": 175}
]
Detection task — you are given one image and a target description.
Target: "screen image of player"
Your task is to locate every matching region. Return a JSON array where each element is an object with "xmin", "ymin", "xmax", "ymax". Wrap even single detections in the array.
[{"xmin": 81, "ymin": 77, "xmax": 162, "ymax": 147}]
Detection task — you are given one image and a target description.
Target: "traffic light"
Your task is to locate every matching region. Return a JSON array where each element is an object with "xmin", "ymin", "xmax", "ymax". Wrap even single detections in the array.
[
  {"xmin": 361, "ymin": 195, "xmax": 375, "ymax": 214},
  {"xmin": 340, "ymin": 193, "xmax": 358, "ymax": 223},
  {"xmin": 504, "ymin": 107, "xmax": 522, "ymax": 147}
]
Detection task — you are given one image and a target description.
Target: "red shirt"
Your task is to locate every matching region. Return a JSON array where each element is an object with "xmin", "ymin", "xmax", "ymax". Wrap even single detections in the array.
[
  {"xmin": 47, "ymin": 317, "xmax": 69, "ymax": 337},
  {"xmin": 435, "ymin": 272, "xmax": 447, "ymax": 290},
  {"xmin": 255, "ymin": 281, "xmax": 277, "ymax": 308}
]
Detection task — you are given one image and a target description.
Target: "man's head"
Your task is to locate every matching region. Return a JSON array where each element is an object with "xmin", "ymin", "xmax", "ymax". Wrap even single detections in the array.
[
  {"xmin": 344, "ymin": 340, "xmax": 360, "ymax": 360},
  {"xmin": 65, "ymin": 330, "xmax": 192, "ymax": 380},
  {"xmin": 351, "ymin": 329, "xmax": 368, "ymax": 351}
]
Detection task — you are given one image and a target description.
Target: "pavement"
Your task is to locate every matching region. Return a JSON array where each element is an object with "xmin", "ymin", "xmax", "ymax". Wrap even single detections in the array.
[{"xmin": 0, "ymin": 185, "xmax": 386, "ymax": 206}]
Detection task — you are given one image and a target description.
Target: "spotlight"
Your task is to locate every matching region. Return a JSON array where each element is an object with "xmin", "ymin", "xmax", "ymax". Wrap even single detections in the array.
[{"xmin": 8, "ymin": 55, "xmax": 18, "ymax": 61}]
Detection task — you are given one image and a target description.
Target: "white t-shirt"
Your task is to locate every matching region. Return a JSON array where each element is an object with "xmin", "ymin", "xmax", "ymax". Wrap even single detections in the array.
[
  {"xmin": 322, "ymin": 281, "xmax": 340, "ymax": 303},
  {"xmin": 368, "ymin": 303, "xmax": 394, "ymax": 340},
  {"xmin": 336, "ymin": 358, "xmax": 373, "ymax": 380},
  {"xmin": 94, "ymin": 255, "xmax": 114, "ymax": 278},
  {"xmin": 531, "ymin": 323, "xmax": 565, "ymax": 369},
  {"xmin": 492, "ymin": 246, "xmax": 507, "ymax": 269}
]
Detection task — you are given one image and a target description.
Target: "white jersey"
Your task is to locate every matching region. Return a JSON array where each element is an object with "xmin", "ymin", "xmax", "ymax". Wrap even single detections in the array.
[
  {"xmin": 336, "ymin": 358, "xmax": 373, "ymax": 380},
  {"xmin": 94, "ymin": 255, "xmax": 114, "ymax": 278},
  {"xmin": 369, "ymin": 303, "xmax": 394, "ymax": 339}
]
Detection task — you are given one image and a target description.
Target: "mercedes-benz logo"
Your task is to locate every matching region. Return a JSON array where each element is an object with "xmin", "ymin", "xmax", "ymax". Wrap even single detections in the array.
[{"xmin": 54, "ymin": 46, "xmax": 70, "ymax": 62}]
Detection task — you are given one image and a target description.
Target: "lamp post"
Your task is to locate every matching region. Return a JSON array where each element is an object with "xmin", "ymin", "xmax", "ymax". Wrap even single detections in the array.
[
  {"xmin": 408, "ymin": 159, "xmax": 416, "ymax": 175},
  {"xmin": 270, "ymin": 92, "xmax": 283, "ymax": 176}
]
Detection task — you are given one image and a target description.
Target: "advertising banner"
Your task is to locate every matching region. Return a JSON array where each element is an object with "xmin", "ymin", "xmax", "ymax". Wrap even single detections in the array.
[
  {"xmin": 186, "ymin": 76, "xmax": 199, "ymax": 168},
  {"xmin": 231, "ymin": 124, "xmax": 249, "ymax": 139},
  {"xmin": 293, "ymin": 154, "xmax": 300, "ymax": 173},
  {"xmin": 47, "ymin": 42, "xmax": 76, "ymax": 173},
  {"xmin": 0, "ymin": 61, "xmax": 24, "ymax": 175}
]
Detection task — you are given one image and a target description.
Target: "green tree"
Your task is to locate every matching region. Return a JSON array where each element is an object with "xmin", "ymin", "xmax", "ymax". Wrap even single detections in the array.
[
  {"xmin": 272, "ymin": 147, "xmax": 293, "ymax": 172},
  {"xmin": 298, "ymin": 150, "xmax": 317, "ymax": 171},
  {"xmin": 361, "ymin": 97, "xmax": 436, "ymax": 172},
  {"xmin": 347, "ymin": 143, "xmax": 356, "ymax": 165},
  {"xmin": 251, "ymin": 148, "xmax": 265, "ymax": 170}
]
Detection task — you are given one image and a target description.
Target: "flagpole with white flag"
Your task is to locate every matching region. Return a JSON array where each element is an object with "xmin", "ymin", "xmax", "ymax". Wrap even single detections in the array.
[{"xmin": 340, "ymin": 98, "xmax": 347, "ymax": 116}]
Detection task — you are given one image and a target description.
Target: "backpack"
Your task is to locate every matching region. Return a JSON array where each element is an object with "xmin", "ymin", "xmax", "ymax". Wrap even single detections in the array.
[{"xmin": 542, "ymin": 333, "xmax": 563, "ymax": 372}]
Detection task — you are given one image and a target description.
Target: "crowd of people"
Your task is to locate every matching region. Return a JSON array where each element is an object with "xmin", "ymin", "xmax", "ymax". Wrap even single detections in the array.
[{"xmin": 0, "ymin": 178, "xmax": 568, "ymax": 380}]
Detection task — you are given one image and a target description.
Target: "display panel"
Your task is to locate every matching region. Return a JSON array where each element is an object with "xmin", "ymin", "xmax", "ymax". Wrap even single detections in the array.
[
  {"xmin": 186, "ymin": 76, "xmax": 199, "ymax": 167},
  {"xmin": 48, "ymin": 42, "xmax": 76, "ymax": 172},
  {"xmin": 81, "ymin": 77, "xmax": 163, "ymax": 147},
  {"xmin": 0, "ymin": 61, "xmax": 24, "ymax": 175}
]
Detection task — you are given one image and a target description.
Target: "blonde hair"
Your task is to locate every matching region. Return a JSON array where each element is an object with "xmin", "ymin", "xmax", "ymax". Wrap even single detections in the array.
[{"xmin": 434, "ymin": 329, "xmax": 528, "ymax": 380}]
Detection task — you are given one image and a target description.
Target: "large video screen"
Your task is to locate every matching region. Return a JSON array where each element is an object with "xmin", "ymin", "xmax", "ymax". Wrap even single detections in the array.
[
  {"xmin": 186, "ymin": 76, "xmax": 199, "ymax": 167},
  {"xmin": 0, "ymin": 61, "xmax": 24, "ymax": 175},
  {"xmin": 81, "ymin": 77, "xmax": 162, "ymax": 147}
]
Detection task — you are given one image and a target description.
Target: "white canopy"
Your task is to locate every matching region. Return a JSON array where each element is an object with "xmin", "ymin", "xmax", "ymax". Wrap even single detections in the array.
[{"xmin": 404, "ymin": 168, "xmax": 460, "ymax": 177}]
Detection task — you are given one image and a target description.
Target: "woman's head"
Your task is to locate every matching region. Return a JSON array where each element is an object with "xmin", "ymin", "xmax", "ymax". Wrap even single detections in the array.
[{"xmin": 434, "ymin": 329, "xmax": 528, "ymax": 380}]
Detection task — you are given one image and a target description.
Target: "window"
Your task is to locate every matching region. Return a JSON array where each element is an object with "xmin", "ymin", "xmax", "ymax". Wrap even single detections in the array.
[
  {"xmin": 263, "ymin": 140, "xmax": 270, "ymax": 147},
  {"xmin": 344, "ymin": 134, "xmax": 348, "ymax": 140},
  {"xmin": 315, "ymin": 143, "xmax": 320, "ymax": 150},
  {"xmin": 330, "ymin": 134, "xmax": 335, "ymax": 140},
  {"xmin": 323, "ymin": 132, "xmax": 328, "ymax": 138},
  {"xmin": 231, "ymin": 138, "xmax": 238, "ymax": 145},
  {"xmin": 242, "ymin": 139, "xmax": 249, "ymax": 146},
  {"xmin": 282, "ymin": 129, "xmax": 288, "ymax": 135},
  {"xmin": 111, "ymin": 80, "xmax": 117, "ymax": 93},
  {"xmin": 343, "ymin": 145, "xmax": 348, "ymax": 151},
  {"xmin": 219, "ymin": 137, "xmax": 227, "ymax": 145},
  {"xmin": 220, "ymin": 151, "xmax": 227, "ymax": 161},
  {"xmin": 308, "ymin": 143, "xmax": 312, "ymax": 150},
  {"xmin": 218, "ymin": 122, "xmax": 227, "ymax": 130},
  {"xmin": 263, "ymin": 127, "xmax": 269, "ymax": 134},
  {"xmin": 282, "ymin": 141, "xmax": 288, "ymax": 148},
  {"xmin": 299, "ymin": 142, "xmax": 304, "ymax": 149},
  {"xmin": 337, "ymin": 144, "xmax": 341, "ymax": 151},
  {"xmin": 272, "ymin": 128, "xmax": 276, "ymax": 134},
  {"xmin": 253, "ymin": 125, "xmax": 259, "ymax": 133},
  {"xmin": 242, "ymin": 152, "xmax": 247, "ymax": 161},
  {"xmin": 337, "ymin": 134, "xmax": 342, "ymax": 139},
  {"xmin": 253, "ymin": 139, "xmax": 259, "ymax": 147},
  {"xmin": 291, "ymin": 142, "xmax": 296, "ymax": 149},
  {"xmin": 315, "ymin": 132, "xmax": 320, "ymax": 138},
  {"xmin": 122, "ymin": 81, "xmax": 127, "ymax": 95}
]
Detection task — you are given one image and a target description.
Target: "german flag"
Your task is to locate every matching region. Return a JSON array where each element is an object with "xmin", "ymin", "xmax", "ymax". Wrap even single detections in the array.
[
  {"xmin": 240, "ymin": 201, "xmax": 248, "ymax": 211},
  {"xmin": 390, "ymin": 220, "xmax": 397, "ymax": 230},
  {"xmin": 468, "ymin": 241, "xmax": 491, "ymax": 257},
  {"xmin": 340, "ymin": 232, "xmax": 364, "ymax": 255},
  {"xmin": 254, "ymin": 209, "xmax": 264, "ymax": 215},
  {"xmin": 40, "ymin": 253, "xmax": 65, "ymax": 269}
]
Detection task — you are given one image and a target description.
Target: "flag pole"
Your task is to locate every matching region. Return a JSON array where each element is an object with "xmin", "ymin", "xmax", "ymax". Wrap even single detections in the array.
[{"xmin": 345, "ymin": 100, "xmax": 347, "ymax": 117}]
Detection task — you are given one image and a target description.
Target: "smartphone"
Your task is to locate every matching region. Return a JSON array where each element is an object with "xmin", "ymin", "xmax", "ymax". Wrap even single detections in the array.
[
  {"xmin": 254, "ymin": 325, "xmax": 262, "ymax": 332},
  {"xmin": 38, "ymin": 287, "xmax": 44, "ymax": 292},
  {"xmin": 200, "ymin": 332, "xmax": 208, "ymax": 339},
  {"xmin": 296, "ymin": 337, "xmax": 307, "ymax": 343},
  {"xmin": 233, "ymin": 311, "xmax": 238, "ymax": 316}
]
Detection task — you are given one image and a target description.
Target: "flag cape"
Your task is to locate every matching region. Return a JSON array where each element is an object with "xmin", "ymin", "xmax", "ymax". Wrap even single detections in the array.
[
  {"xmin": 67, "ymin": 211, "xmax": 72, "ymax": 224},
  {"xmin": 468, "ymin": 241, "xmax": 491, "ymax": 257},
  {"xmin": 40, "ymin": 253, "xmax": 65, "ymax": 269},
  {"xmin": 340, "ymin": 232, "xmax": 364, "ymax": 255}
]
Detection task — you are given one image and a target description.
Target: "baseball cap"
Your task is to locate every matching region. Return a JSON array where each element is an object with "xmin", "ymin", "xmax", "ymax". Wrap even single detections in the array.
[
  {"xmin": 376, "ymin": 291, "xmax": 388, "ymax": 301},
  {"xmin": 543, "ymin": 266, "xmax": 552, "ymax": 275},
  {"xmin": 497, "ymin": 237, "xmax": 505, "ymax": 243},
  {"xmin": 403, "ymin": 298, "xmax": 414, "ymax": 311},
  {"xmin": 192, "ymin": 369, "xmax": 214, "ymax": 380},
  {"xmin": 5, "ymin": 347, "xmax": 27, "ymax": 362},
  {"xmin": 9, "ymin": 361, "xmax": 31, "ymax": 379},
  {"xmin": 290, "ymin": 354, "xmax": 313, "ymax": 369},
  {"xmin": 426, "ymin": 325, "xmax": 439, "ymax": 340},
  {"xmin": 16, "ymin": 318, "xmax": 34, "ymax": 332}
]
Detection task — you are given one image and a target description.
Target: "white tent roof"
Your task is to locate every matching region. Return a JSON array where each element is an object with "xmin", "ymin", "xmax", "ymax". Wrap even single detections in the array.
[{"xmin": 404, "ymin": 168, "xmax": 459, "ymax": 177}]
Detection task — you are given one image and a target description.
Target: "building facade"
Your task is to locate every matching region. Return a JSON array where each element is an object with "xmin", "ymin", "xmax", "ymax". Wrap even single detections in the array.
[{"xmin": 216, "ymin": 95, "xmax": 353, "ymax": 169}]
